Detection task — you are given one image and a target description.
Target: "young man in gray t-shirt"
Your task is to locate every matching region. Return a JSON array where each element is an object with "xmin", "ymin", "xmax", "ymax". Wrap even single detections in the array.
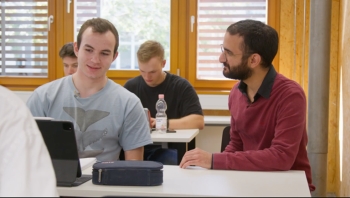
[{"xmin": 27, "ymin": 18, "xmax": 152, "ymax": 161}]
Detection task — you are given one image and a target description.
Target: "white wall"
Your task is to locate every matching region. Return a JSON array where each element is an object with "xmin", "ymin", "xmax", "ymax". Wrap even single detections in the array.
[
  {"xmin": 196, "ymin": 126, "xmax": 226, "ymax": 153},
  {"xmin": 15, "ymin": 91, "xmax": 32, "ymax": 103}
]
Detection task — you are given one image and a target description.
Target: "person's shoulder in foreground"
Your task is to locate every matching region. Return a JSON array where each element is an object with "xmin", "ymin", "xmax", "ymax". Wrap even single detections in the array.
[
  {"xmin": 0, "ymin": 86, "xmax": 58, "ymax": 197},
  {"xmin": 179, "ymin": 19, "xmax": 315, "ymax": 192}
]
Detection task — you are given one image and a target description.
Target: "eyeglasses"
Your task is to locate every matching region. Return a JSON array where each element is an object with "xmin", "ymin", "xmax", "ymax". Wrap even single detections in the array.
[{"xmin": 220, "ymin": 44, "xmax": 243, "ymax": 61}]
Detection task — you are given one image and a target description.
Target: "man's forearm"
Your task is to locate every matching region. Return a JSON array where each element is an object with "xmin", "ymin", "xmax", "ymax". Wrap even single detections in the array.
[{"xmin": 168, "ymin": 114, "xmax": 204, "ymax": 130}]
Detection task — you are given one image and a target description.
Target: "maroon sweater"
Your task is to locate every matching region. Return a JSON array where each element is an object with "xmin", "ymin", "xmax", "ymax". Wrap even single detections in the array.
[{"xmin": 213, "ymin": 72, "xmax": 315, "ymax": 191}]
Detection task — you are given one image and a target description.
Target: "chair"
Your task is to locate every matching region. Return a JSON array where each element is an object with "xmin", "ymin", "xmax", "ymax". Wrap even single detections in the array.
[
  {"xmin": 119, "ymin": 149, "xmax": 125, "ymax": 160},
  {"xmin": 221, "ymin": 126, "xmax": 231, "ymax": 152}
]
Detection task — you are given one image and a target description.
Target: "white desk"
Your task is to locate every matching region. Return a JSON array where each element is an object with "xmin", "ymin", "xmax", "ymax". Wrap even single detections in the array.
[
  {"xmin": 57, "ymin": 165, "xmax": 311, "ymax": 197},
  {"xmin": 204, "ymin": 116, "xmax": 230, "ymax": 125},
  {"xmin": 151, "ymin": 129, "xmax": 199, "ymax": 143}
]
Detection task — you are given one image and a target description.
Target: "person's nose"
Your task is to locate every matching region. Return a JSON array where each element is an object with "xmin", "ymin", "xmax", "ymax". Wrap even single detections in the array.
[
  {"xmin": 219, "ymin": 52, "xmax": 226, "ymax": 63},
  {"xmin": 68, "ymin": 66, "xmax": 76, "ymax": 75},
  {"xmin": 146, "ymin": 73, "xmax": 152, "ymax": 79},
  {"xmin": 91, "ymin": 53, "xmax": 100, "ymax": 63}
]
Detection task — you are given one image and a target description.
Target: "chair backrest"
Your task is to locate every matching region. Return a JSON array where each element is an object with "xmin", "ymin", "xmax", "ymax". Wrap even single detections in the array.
[
  {"xmin": 119, "ymin": 149, "xmax": 125, "ymax": 160},
  {"xmin": 221, "ymin": 126, "xmax": 231, "ymax": 152}
]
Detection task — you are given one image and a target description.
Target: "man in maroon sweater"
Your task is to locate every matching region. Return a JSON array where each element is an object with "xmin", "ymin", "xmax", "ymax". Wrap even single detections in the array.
[{"xmin": 179, "ymin": 19, "xmax": 315, "ymax": 192}]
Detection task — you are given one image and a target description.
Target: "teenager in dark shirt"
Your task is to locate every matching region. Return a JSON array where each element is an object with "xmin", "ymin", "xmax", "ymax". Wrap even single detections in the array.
[
  {"xmin": 179, "ymin": 19, "xmax": 315, "ymax": 192},
  {"xmin": 124, "ymin": 40, "xmax": 204, "ymax": 165}
]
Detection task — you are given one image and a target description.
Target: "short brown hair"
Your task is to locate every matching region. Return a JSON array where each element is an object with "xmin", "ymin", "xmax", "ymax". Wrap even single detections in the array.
[
  {"xmin": 59, "ymin": 42, "xmax": 76, "ymax": 59},
  {"xmin": 137, "ymin": 40, "xmax": 164, "ymax": 63},
  {"xmin": 76, "ymin": 18, "xmax": 119, "ymax": 56}
]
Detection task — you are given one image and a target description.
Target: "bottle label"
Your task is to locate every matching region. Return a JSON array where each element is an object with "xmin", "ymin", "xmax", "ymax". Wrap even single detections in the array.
[{"xmin": 155, "ymin": 117, "xmax": 167, "ymax": 131}]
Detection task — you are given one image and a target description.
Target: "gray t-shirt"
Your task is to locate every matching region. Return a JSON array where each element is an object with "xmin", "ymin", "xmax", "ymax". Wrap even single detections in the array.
[{"xmin": 26, "ymin": 75, "xmax": 153, "ymax": 161}]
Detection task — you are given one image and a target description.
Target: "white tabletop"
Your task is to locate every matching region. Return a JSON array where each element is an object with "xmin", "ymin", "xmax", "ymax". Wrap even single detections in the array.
[
  {"xmin": 151, "ymin": 129, "xmax": 199, "ymax": 143},
  {"xmin": 204, "ymin": 116, "xmax": 230, "ymax": 125},
  {"xmin": 57, "ymin": 165, "xmax": 311, "ymax": 197}
]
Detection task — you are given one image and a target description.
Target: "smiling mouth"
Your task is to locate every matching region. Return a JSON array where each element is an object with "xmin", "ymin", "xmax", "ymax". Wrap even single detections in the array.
[{"xmin": 88, "ymin": 65, "xmax": 100, "ymax": 69}]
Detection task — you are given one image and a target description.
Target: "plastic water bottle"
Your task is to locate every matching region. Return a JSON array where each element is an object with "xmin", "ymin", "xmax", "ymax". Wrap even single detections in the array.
[{"xmin": 155, "ymin": 94, "xmax": 167, "ymax": 134}]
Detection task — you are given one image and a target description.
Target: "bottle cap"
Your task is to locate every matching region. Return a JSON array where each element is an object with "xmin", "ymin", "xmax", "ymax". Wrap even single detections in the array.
[{"xmin": 159, "ymin": 94, "xmax": 164, "ymax": 99}]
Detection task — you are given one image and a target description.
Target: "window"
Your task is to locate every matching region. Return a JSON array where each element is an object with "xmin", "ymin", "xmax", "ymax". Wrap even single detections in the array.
[
  {"xmin": 196, "ymin": 0, "xmax": 267, "ymax": 80},
  {"xmin": 0, "ymin": 0, "xmax": 58, "ymax": 90},
  {"xmin": 188, "ymin": 0, "xmax": 279, "ymax": 92},
  {"xmin": 0, "ymin": 0, "xmax": 279, "ymax": 91},
  {"xmin": 0, "ymin": 0, "xmax": 50, "ymax": 76},
  {"xmin": 74, "ymin": 0, "xmax": 171, "ymax": 81}
]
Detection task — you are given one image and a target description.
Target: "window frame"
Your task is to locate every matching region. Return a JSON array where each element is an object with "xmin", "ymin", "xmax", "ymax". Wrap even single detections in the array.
[
  {"xmin": 0, "ymin": 0, "xmax": 58, "ymax": 90},
  {"xmin": 106, "ymin": 0, "xmax": 178, "ymax": 85},
  {"xmin": 0, "ymin": 0, "xmax": 280, "ymax": 92},
  {"xmin": 186, "ymin": 0, "xmax": 280, "ymax": 93}
]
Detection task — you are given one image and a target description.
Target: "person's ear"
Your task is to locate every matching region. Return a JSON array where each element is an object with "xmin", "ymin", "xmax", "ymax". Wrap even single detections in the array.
[
  {"xmin": 249, "ymin": 53, "xmax": 261, "ymax": 69},
  {"xmin": 162, "ymin": 59, "xmax": 166, "ymax": 68},
  {"xmin": 112, "ymin": 52, "xmax": 119, "ymax": 61},
  {"xmin": 73, "ymin": 42, "xmax": 79, "ymax": 57}
]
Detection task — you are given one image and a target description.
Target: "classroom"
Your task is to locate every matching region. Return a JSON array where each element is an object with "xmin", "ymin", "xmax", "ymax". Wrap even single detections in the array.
[{"xmin": 0, "ymin": 0, "xmax": 349, "ymax": 197}]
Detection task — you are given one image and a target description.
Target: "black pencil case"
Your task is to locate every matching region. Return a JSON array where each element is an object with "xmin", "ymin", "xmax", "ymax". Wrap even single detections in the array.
[{"xmin": 92, "ymin": 160, "xmax": 163, "ymax": 186}]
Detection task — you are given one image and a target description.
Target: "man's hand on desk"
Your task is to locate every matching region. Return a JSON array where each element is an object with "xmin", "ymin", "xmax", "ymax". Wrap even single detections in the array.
[{"xmin": 179, "ymin": 148, "xmax": 212, "ymax": 169}]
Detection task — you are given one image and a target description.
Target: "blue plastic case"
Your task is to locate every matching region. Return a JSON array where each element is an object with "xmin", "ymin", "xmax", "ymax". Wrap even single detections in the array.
[{"xmin": 92, "ymin": 160, "xmax": 163, "ymax": 186}]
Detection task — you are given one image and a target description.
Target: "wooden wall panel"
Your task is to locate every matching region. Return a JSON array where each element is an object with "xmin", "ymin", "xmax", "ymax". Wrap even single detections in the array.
[
  {"xmin": 279, "ymin": 0, "xmax": 295, "ymax": 79},
  {"xmin": 278, "ymin": 0, "xmax": 340, "ymax": 195},
  {"xmin": 340, "ymin": 0, "xmax": 350, "ymax": 196},
  {"xmin": 327, "ymin": 0, "xmax": 341, "ymax": 195}
]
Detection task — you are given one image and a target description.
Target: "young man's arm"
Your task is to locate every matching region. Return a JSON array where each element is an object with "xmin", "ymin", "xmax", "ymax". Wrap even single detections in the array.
[
  {"xmin": 124, "ymin": 147, "xmax": 144, "ymax": 160},
  {"xmin": 119, "ymin": 92, "xmax": 153, "ymax": 161},
  {"xmin": 168, "ymin": 114, "xmax": 204, "ymax": 130},
  {"xmin": 171, "ymin": 80, "xmax": 204, "ymax": 130}
]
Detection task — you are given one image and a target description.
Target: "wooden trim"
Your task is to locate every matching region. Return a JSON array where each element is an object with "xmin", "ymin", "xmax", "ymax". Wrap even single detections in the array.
[
  {"xmin": 203, "ymin": 109, "xmax": 230, "ymax": 116},
  {"xmin": 268, "ymin": 0, "xmax": 280, "ymax": 72},
  {"xmin": 327, "ymin": 0, "xmax": 341, "ymax": 194},
  {"xmin": 177, "ymin": 0, "xmax": 188, "ymax": 78},
  {"xmin": 170, "ymin": 0, "xmax": 179, "ymax": 75},
  {"xmin": 48, "ymin": 0, "xmax": 56, "ymax": 81},
  {"xmin": 196, "ymin": 90, "xmax": 230, "ymax": 95},
  {"xmin": 0, "ymin": 78, "xmax": 50, "ymax": 86},
  {"xmin": 55, "ymin": 0, "xmax": 65, "ymax": 79},
  {"xmin": 54, "ymin": 0, "xmax": 75, "ymax": 79}
]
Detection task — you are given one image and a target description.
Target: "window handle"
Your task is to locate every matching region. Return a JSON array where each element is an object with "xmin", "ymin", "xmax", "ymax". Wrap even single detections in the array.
[
  {"xmin": 47, "ymin": 15, "xmax": 54, "ymax": 31},
  {"xmin": 190, "ymin": 16, "xmax": 195, "ymax": 32},
  {"xmin": 67, "ymin": 0, "xmax": 72, "ymax": 13}
]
